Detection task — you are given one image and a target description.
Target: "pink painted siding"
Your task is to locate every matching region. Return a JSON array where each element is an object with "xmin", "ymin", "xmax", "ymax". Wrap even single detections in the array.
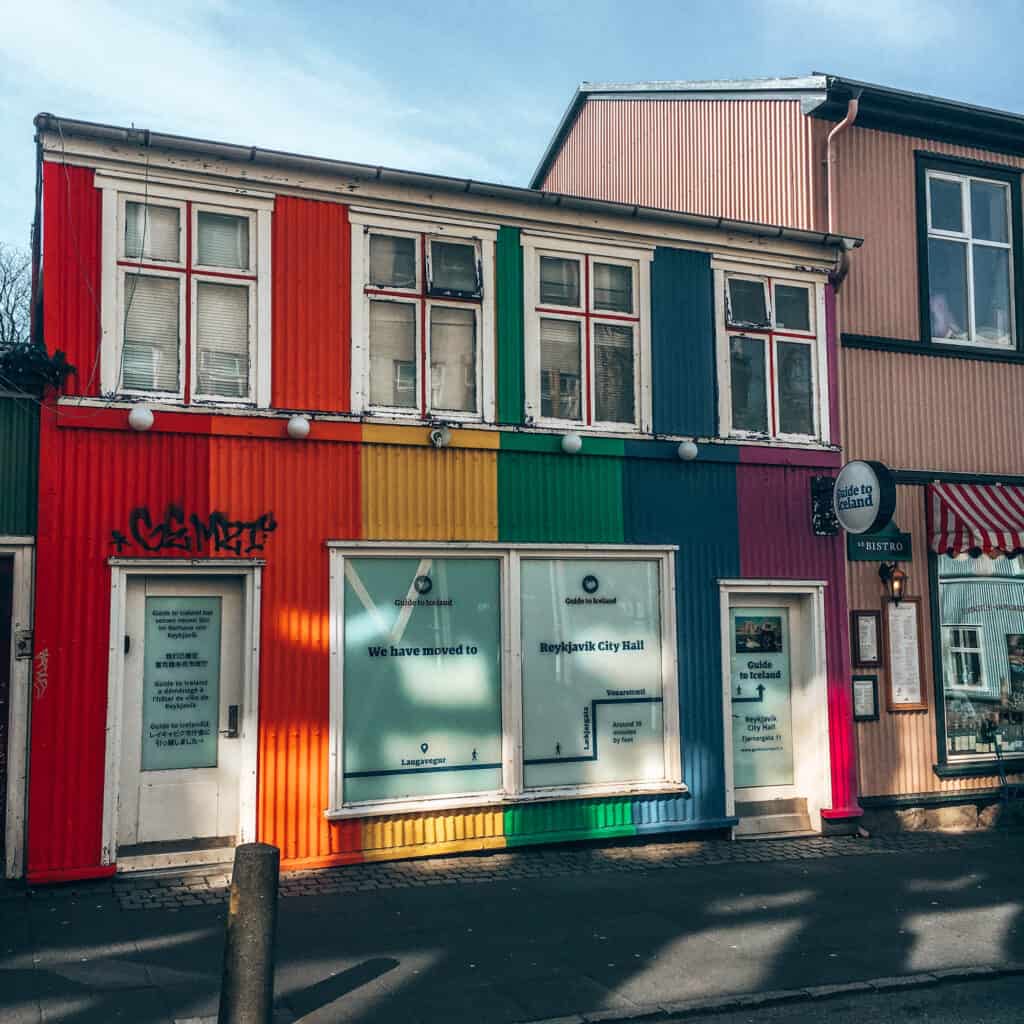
[
  {"xmin": 543, "ymin": 99, "xmax": 826, "ymax": 231},
  {"xmin": 835, "ymin": 124, "xmax": 1024, "ymax": 340},
  {"xmin": 736, "ymin": 462, "xmax": 860, "ymax": 816}
]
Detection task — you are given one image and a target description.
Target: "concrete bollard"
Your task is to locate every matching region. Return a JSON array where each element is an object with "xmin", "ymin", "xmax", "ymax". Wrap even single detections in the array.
[{"xmin": 218, "ymin": 842, "xmax": 280, "ymax": 1024}]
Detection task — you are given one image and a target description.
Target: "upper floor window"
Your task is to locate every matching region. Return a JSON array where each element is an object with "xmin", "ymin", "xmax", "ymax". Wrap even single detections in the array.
[
  {"xmin": 716, "ymin": 271, "xmax": 828, "ymax": 444},
  {"xmin": 351, "ymin": 213, "xmax": 496, "ymax": 421},
  {"xmin": 925, "ymin": 168, "xmax": 1016, "ymax": 350},
  {"xmin": 100, "ymin": 182, "xmax": 272, "ymax": 406},
  {"xmin": 523, "ymin": 236, "xmax": 652, "ymax": 431}
]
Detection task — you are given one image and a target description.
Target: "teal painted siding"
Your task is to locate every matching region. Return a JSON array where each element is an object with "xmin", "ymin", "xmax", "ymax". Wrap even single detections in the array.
[
  {"xmin": 496, "ymin": 226, "xmax": 525, "ymax": 425},
  {"xmin": 0, "ymin": 397, "xmax": 39, "ymax": 535},
  {"xmin": 650, "ymin": 247, "xmax": 717, "ymax": 438}
]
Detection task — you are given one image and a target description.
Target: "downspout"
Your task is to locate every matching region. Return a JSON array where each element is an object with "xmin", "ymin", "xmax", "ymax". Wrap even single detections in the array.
[{"xmin": 826, "ymin": 92, "xmax": 860, "ymax": 289}]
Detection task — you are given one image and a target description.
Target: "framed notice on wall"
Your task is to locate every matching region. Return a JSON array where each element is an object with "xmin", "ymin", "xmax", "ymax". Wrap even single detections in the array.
[
  {"xmin": 851, "ymin": 610, "xmax": 883, "ymax": 668},
  {"xmin": 885, "ymin": 597, "xmax": 927, "ymax": 711},
  {"xmin": 852, "ymin": 675, "xmax": 879, "ymax": 721}
]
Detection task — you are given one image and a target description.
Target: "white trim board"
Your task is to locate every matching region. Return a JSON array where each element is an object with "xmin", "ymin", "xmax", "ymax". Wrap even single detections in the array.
[
  {"xmin": 100, "ymin": 561, "xmax": 262, "ymax": 868},
  {"xmin": 2, "ymin": 541, "xmax": 34, "ymax": 879}
]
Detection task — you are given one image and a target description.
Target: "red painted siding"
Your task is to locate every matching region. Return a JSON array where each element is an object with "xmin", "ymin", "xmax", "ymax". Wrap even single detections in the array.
[
  {"xmin": 42, "ymin": 163, "xmax": 102, "ymax": 397},
  {"xmin": 736, "ymin": 462, "xmax": 860, "ymax": 817},
  {"xmin": 28, "ymin": 413, "xmax": 213, "ymax": 879},
  {"xmin": 272, "ymin": 197, "xmax": 351, "ymax": 412}
]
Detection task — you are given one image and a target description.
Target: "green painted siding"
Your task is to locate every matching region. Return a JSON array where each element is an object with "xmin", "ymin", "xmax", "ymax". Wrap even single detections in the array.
[
  {"xmin": 498, "ymin": 448, "xmax": 624, "ymax": 543},
  {"xmin": 0, "ymin": 397, "xmax": 38, "ymax": 535},
  {"xmin": 496, "ymin": 226, "xmax": 525, "ymax": 424},
  {"xmin": 504, "ymin": 798, "xmax": 636, "ymax": 846}
]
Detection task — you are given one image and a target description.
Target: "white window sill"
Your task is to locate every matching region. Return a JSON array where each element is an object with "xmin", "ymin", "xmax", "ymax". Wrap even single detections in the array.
[{"xmin": 324, "ymin": 780, "xmax": 687, "ymax": 820}]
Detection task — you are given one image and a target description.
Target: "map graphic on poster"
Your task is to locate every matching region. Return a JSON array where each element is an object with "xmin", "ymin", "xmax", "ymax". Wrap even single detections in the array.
[
  {"xmin": 141, "ymin": 597, "xmax": 222, "ymax": 771},
  {"xmin": 342, "ymin": 557, "xmax": 502, "ymax": 803},
  {"xmin": 730, "ymin": 608, "xmax": 794, "ymax": 788},
  {"xmin": 521, "ymin": 559, "xmax": 665, "ymax": 789}
]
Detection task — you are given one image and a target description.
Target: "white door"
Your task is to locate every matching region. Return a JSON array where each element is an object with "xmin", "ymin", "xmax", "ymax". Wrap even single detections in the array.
[
  {"xmin": 118, "ymin": 577, "xmax": 243, "ymax": 850},
  {"xmin": 728, "ymin": 594, "xmax": 828, "ymax": 833}
]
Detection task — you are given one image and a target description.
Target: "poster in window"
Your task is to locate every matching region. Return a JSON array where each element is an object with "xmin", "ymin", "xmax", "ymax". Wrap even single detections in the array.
[
  {"xmin": 520, "ymin": 559, "xmax": 665, "ymax": 789},
  {"xmin": 1007, "ymin": 635, "xmax": 1024, "ymax": 711},
  {"xmin": 342, "ymin": 557, "xmax": 502, "ymax": 803},
  {"xmin": 886, "ymin": 598, "xmax": 927, "ymax": 710},
  {"xmin": 730, "ymin": 608, "xmax": 795, "ymax": 788},
  {"xmin": 141, "ymin": 597, "xmax": 221, "ymax": 771}
]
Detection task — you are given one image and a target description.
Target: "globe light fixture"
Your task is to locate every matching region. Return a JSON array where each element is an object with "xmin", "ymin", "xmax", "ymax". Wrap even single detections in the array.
[
  {"xmin": 127, "ymin": 405, "xmax": 154, "ymax": 432},
  {"xmin": 677, "ymin": 440, "xmax": 699, "ymax": 461},
  {"xmin": 561, "ymin": 433, "xmax": 583, "ymax": 455},
  {"xmin": 286, "ymin": 415, "xmax": 311, "ymax": 440}
]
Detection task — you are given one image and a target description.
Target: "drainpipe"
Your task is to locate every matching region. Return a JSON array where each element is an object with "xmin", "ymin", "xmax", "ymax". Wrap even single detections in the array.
[{"xmin": 827, "ymin": 92, "xmax": 861, "ymax": 289}]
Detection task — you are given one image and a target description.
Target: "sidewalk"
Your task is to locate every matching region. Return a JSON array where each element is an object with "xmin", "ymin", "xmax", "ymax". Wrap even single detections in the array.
[{"xmin": 1, "ymin": 830, "xmax": 1022, "ymax": 1023}]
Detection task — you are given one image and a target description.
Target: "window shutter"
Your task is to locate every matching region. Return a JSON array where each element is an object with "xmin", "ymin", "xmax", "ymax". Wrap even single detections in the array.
[
  {"xmin": 197, "ymin": 212, "xmax": 250, "ymax": 270},
  {"xmin": 122, "ymin": 274, "xmax": 180, "ymax": 392},
  {"xmin": 196, "ymin": 282, "xmax": 251, "ymax": 399},
  {"xmin": 125, "ymin": 203, "xmax": 180, "ymax": 262},
  {"xmin": 594, "ymin": 323, "xmax": 635, "ymax": 423}
]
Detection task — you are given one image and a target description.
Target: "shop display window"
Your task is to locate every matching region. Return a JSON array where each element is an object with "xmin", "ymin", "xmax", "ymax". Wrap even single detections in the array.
[{"xmin": 939, "ymin": 554, "xmax": 1024, "ymax": 758}]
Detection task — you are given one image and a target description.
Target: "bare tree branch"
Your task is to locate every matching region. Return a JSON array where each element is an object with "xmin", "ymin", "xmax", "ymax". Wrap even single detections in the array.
[{"xmin": 0, "ymin": 242, "xmax": 31, "ymax": 349}]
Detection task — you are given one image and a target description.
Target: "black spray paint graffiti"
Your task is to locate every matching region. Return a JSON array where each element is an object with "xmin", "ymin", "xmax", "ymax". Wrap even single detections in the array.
[{"xmin": 111, "ymin": 505, "xmax": 278, "ymax": 555}]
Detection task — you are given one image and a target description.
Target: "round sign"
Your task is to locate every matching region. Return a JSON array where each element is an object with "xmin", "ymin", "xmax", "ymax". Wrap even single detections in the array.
[{"xmin": 833, "ymin": 460, "xmax": 896, "ymax": 535}]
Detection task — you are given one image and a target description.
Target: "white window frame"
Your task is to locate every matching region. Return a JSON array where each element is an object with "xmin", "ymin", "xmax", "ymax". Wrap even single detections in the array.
[
  {"xmin": 350, "ymin": 212, "xmax": 496, "ymax": 422},
  {"xmin": 926, "ymin": 169, "xmax": 1015, "ymax": 350},
  {"xmin": 326, "ymin": 542, "xmax": 682, "ymax": 818},
  {"xmin": 714, "ymin": 267, "xmax": 830, "ymax": 446},
  {"xmin": 941, "ymin": 623, "xmax": 988, "ymax": 693},
  {"xmin": 99, "ymin": 179, "xmax": 273, "ymax": 407},
  {"xmin": 523, "ymin": 234, "xmax": 653, "ymax": 433},
  {"xmin": 190, "ymin": 275, "xmax": 258, "ymax": 405}
]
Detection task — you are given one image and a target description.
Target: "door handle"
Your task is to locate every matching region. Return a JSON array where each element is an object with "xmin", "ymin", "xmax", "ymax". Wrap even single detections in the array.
[{"xmin": 220, "ymin": 705, "xmax": 239, "ymax": 739}]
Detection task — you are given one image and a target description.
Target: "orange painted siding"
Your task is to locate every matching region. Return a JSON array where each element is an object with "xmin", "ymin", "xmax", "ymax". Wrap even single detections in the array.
[
  {"xmin": 834, "ymin": 124, "xmax": 1024, "ymax": 340},
  {"xmin": 850, "ymin": 486, "xmax": 1007, "ymax": 797},
  {"xmin": 841, "ymin": 347, "xmax": 1024, "ymax": 475},
  {"xmin": 271, "ymin": 196, "xmax": 351, "ymax": 412},
  {"xmin": 543, "ymin": 99, "xmax": 824, "ymax": 232}
]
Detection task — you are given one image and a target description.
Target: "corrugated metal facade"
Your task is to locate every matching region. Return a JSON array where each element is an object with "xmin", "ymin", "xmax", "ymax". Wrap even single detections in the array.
[
  {"xmin": 834, "ymin": 125, "xmax": 1024, "ymax": 340},
  {"xmin": 542, "ymin": 99, "xmax": 825, "ymax": 232},
  {"xmin": 650, "ymin": 247, "xmax": 716, "ymax": 437},
  {"xmin": 27, "ymin": 176, "xmax": 857, "ymax": 879},
  {"xmin": 271, "ymin": 197, "xmax": 351, "ymax": 412},
  {"xmin": 842, "ymin": 347, "xmax": 1024, "ymax": 475},
  {"xmin": 0, "ymin": 397, "xmax": 39, "ymax": 535}
]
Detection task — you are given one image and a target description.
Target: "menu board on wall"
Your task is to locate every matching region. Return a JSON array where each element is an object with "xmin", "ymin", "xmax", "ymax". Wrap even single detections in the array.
[
  {"xmin": 886, "ymin": 597, "xmax": 927, "ymax": 710},
  {"xmin": 141, "ymin": 597, "xmax": 222, "ymax": 771},
  {"xmin": 520, "ymin": 559, "xmax": 665, "ymax": 789},
  {"xmin": 342, "ymin": 557, "xmax": 503, "ymax": 803}
]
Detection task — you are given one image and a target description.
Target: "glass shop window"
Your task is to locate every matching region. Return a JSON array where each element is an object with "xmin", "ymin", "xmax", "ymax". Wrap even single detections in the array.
[{"xmin": 939, "ymin": 554, "xmax": 1024, "ymax": 759}]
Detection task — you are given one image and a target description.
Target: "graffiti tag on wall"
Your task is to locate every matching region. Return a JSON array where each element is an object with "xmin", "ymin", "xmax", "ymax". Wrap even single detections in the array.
[{"xmin": 111, "ymin": 505, "xmax": 278, "ymax": 555}]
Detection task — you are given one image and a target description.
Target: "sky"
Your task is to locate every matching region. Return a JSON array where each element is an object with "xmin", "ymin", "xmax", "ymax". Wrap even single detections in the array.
[{"xmin": 2, "ymin": 0, "xmax": 1024, "ymax": 249}]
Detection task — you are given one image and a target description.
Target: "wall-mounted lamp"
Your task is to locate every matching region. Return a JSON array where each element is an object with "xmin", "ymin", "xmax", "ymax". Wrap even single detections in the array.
[
  {"xmin": 127, "ymin": 404, "xmax": 154, "ymax": 432},
  {"xmin": 561, "ymin": 433, "xmax": 583, "ymax": 455},
  {"xmin": 879, "ymin": 562, "xmax": 908, "ymax": 605},
  {"xmin": 286, "ymin": 415, "xmax": 311, "ymax": 440},
  {"xmin": 677, "ymin": 440, "xmax": 699, "ymax": 461},
  {"xmin": 429, "ymin": 425, "xmax": 452, "ymax": 449}
]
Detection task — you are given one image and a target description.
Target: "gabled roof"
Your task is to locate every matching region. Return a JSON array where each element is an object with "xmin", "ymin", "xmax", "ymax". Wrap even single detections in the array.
[
  {"xmin": 34, "ymin": 113, "xmax": 860, "ymax": 252},
  {"xmin": 530, "ymin": 73, "xmax": 1024, "ymax": 188}
]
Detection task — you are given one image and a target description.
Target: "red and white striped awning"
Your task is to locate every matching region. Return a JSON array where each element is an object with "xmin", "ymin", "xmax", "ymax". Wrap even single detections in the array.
[{"xmin": 928, "ymin": 482, "xmax": 1024, "ymax": 558}]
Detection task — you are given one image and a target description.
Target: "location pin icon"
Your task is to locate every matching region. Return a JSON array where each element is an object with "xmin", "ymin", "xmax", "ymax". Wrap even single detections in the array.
[{"xmin": 420, "ymin": 742, "xmax": 429, "ymax": 754}]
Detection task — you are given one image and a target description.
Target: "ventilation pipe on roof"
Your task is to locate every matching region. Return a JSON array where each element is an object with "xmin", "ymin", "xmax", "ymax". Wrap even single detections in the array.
[{"xmin": 827, "ymin": 91, "xmax": 861, "ymax": 290}]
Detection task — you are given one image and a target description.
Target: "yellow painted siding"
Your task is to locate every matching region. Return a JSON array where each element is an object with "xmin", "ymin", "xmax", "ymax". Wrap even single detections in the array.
[
  {"xmin": 361, "ymin": 423, "xmax": 500, "ymax": 450},
  {"xmin": 361, "ymin": 808, "xmax": 506, "ymax": 861},
  {"xmin": 362, "ymin": 444, "xmax": 498, "ymax": 540}
]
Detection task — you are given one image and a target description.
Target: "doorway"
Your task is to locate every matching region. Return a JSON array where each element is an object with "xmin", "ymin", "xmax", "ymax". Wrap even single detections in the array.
[
  {"xmin": 0, "ymin": 557, "xmax": 12, "ymax": 871},
  {"xmin": 721, "ymin": 583, "xmax": 831, "ymax": 837},
  {"xmin": 105, "ymin": 566, "xmax": 260, "ymax": 871}
]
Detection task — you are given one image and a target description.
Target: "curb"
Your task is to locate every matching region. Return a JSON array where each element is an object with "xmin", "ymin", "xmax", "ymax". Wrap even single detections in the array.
[{"xmin": 517, "ymin": 963, "xmax": 1024, "ymax": 1024}]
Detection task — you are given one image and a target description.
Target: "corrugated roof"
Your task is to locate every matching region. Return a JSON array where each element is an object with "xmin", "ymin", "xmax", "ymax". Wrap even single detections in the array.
[
  {"xmin": 530, "ymin": 73, "xmax": 1024, "ymax": 188},
  {"xmin": 33, "ymin": 113, "xmax": 860, "ymax": 252}
]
